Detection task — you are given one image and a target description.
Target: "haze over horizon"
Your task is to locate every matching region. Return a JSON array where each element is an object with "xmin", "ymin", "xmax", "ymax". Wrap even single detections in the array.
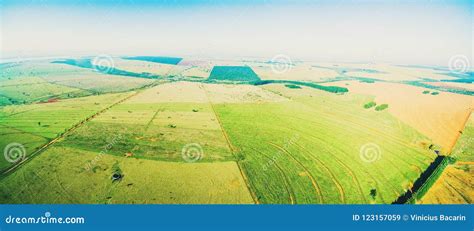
[{"xmin": 1, "ymin": 0, "xmax": 472, "ymax": 67}]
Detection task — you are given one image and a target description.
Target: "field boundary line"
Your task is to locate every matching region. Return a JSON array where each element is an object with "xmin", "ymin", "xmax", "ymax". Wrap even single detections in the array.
[
  {"xmin": 145, "ymin": 108, "xmax": 164, "ymax": 131},
  {"xmin": 202, "ymin": 84, "xmax": 260, "ymax": 204},
  {"xmin": 0, "ymin": 124, "xmax": 50, "ymax": 139}
]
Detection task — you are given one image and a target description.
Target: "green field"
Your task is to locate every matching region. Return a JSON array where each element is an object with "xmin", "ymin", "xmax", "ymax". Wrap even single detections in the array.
[
  {"xmin": 451, "ymin": 113, "xmax": 474, "ymax": 162},
  {"xmin": 60, "ymin": 102, "xmax": 233, "ymax": 163},
  {"xmin": 215, "ymin": 85, "xmax": 434, "ymax": 204},
  {"xmin": 208, "ymin": 66, "xmax": 261, "ymax": 82},
  {"xmin": 0, "ymin": 92, "xmax": 134, "ymax": 172},
  {"xmin": 0, "ymin": 146, "xmax": 253, "ymax": 204}
]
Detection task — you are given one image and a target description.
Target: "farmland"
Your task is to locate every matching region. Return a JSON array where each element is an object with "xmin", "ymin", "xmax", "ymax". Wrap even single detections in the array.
[
  {"xmin": 0, "ymin": 92, "xmax": 134, "ymax": 172},
  {"xmin": 0, "ymin": 146, "xmax": 253, "ymax": 204},
  {"xmin": 215, "ymin": 84, "xmax": 435, "ymax": 203},
  {"xmin": 420, "ymin": 113, "xmax": 474, "ymax": 204},
  {"xmin": 0, "ymin": 59, "xmax": 155, "ymax": 106},
  {"xmin": 208, "ymin": 66, "xmax": 261, "ymax": 82},
  {"xmin": 0, "ymin": 58, "xmax": 472, "ymax": 204}
]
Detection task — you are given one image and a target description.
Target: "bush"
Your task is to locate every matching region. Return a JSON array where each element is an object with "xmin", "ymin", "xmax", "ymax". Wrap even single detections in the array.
[
  {"xmin": 363, "ymin": 101, "xmax": 376, "ymax": 109},
  {"xmin": 375, "ymin": 104, "xmax": 388, "ymax": 111},
  {"xmin": 284, "ymin": 84, "xmax": 302, "ymax": 89}
]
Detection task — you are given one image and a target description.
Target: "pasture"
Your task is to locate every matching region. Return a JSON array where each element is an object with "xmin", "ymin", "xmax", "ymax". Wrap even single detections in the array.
[
  {"xmin": 0, "ymin": 146, "xmax": 253, "ymax": 204},
  {"xmin": 214, "ymin": 84, "xmax": 435, "ymax": 204},
  {"xmin": 0, "ymin": 92, "xmax": 134, "ymax": 172}
]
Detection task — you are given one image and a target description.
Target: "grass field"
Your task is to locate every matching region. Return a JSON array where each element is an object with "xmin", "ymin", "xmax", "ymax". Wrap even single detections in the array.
[
  {"xmin": 214, "ymin": 84, "xmax": 435, "ymax": 204},
  {"xmin": 0, "ymin": 81, "xmax": 253, "ymax": 203},
  {"xmin": 61, "ymin": 101, "xmax": 234, "ymax": 163},
  {"xmin": 0, "ymin": 60, "xmax": 154, "ymax": 106},
  {"xmin": 0, "ymin": 92, "xmax": 134, "ymax": 172},
  {"xmin": 0, "ymin": 146, "xmax": 253, "ymax": 204}
]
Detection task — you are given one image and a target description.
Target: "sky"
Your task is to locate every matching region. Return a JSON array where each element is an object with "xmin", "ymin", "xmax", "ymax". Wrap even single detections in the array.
[{"xmin": 0, "ymin": 0, "xmax": 472, "ymax": 66}]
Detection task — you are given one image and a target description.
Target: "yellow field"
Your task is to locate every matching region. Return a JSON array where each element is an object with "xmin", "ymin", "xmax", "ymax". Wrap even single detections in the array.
[
  {"xmin": 325, "ymin": 81, "xmax": 473, "ymax": 153},
  {"xmin": 127, "ymin": 81, "xmax": 288, "ymax": 104},
  {"xmin": 112, "ymin": 58, "xmax": 179, "ymax": 76},
  {"xmin": 316, "ymin": 63, "xmax": 458, "ymax": 81},
  {"xmin": 419, "ymin": 164, "xmax": 473, "ymax": 204},
  {"xmin": 0, "ymin": 146, "xmax": 253, "ymax": 204},
  {"xmin": 126, "ymin": 82, "xmax": 209, "ymax": 103},
  {"xmin": 203, "ymin": 83, "xmax": 289, "ymax": 103},
  {"xmin": 251, "ymin": 64, "xmax": 339, "ymax": 81}
]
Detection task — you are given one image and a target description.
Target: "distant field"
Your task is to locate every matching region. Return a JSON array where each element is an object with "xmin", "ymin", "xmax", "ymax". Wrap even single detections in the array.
[
  {"xmin": 250, "ymin": 63, "xmax": 339, "ymax": 82},
  {"xmin": 0, "ymin": 60, "xmax": 154, "ymax": 106},
  {"xmin": 122, "ymin": 56, "xmax": 183, "ymax": 65},
  {"xmin": 208, "ymin": 66, "xmax": 261, "ymax": 82},
  {"xmin": 215, "ymin": 84, "xmax": 434, "ymax": 204}
]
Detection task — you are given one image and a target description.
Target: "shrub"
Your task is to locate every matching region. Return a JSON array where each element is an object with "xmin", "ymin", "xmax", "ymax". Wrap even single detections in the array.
[
  {"xmin": 363, "ymin": 101, "xmax": 376, "ymax": 109},
  {"xmin": 375, "ymin": 104, "xmax": 389, "ymax": 111},
  {"xmin": 284, "ymin": 84, "xmax": 302, "ymax": 89}
]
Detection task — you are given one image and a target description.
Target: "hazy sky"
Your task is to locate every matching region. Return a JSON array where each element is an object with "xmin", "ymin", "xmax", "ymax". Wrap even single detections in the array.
[{"xmin": 1, "ymin": 0, "xmax": 472, "ymax": 66}]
